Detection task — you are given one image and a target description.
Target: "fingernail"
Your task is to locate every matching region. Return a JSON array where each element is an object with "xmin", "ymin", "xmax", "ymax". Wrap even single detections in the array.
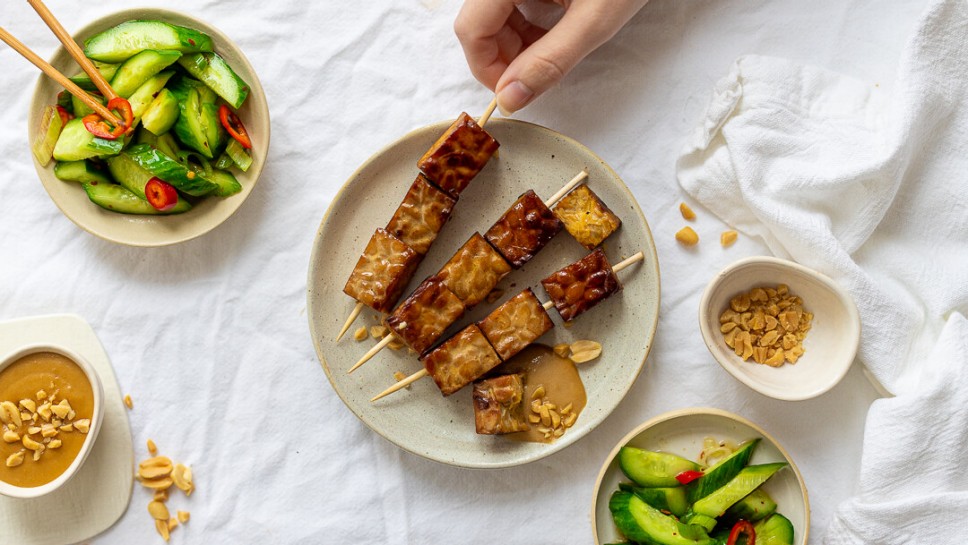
[{"xmin": 497, "ymin": 81, "xmax": 534, "ymax": 116}]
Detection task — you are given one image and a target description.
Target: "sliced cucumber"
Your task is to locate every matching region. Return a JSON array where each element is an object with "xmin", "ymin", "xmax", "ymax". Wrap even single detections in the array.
[
  {"xmin": 681, "ymin": 512, "xmax": 717, "ymax": 533},
  {"xmin": 691, "ymin": 463, "xmax": 786, "ymax": 518},
  {"xmin": 688, "ymin": 439, "xmax": 760, "ymax": 503},
  {"xmin": 110, "ymin": 49, "xmax": 182, "ymax": 98},
  {"xmin": 609, "ymin": 491, "xmax": 715, "ymax": 545},
  {"xmin": 754, "ymin": 513, "xmax": 795, "ymax": 545},
  {"xmin": 201, "ymin": 102, "xmax": 227, "ymax": 157},
  {"xmin": 204, "ymin": 168, "xmax": 242, "ymax": 197},
  {"xmin": 169, "ymin": 78, "xmax": 212, "ymax": 157},
  {"xmin": 124, "ymin": 143, "xmax": 217, "ymax": 196},
  {"xmin": 141, "ymin": 89, "xmax": 179, "ymax": 135},
  {"xmin": 54, "ymin": 160, "xmax": 112, "ymax": 184},
  {"xmin": 71, "ymin": 92, "xmax": 104, "ymax": 118},
  {"xmin": 127, "ymin": 70, "xmax": 175, "ymax": 121},
  {"xmin": 177, "ymin": 52, "xmax": 250, "ymax": 109},
  {"xmin": 107, "ymin": 153, "xmax": 154, "ymax": 199},
  {"xmin": 619, "ymin": 447, "xmax": 701, "ymax": 488},
  {"xmin": 82, "ymin": 181, "xmax": 190, "ymax": 215},
  {"xmin": 722, "ymin": 488, "xmax": 777, "ymax": 524},
  {"xmin": 52, "ymin": 118, "xmax": 123, "ymax": 162},
  {"xmin": 225, "ymin": 138, "xmax": 252, "ymax": 171},
  {"xmin": 83, "ymin": 20, "xmax": 213, "ymax": 63},
  {"xmin": 69, "ymin": 61, "xmax": 119, "ymax": 91},
  {"xmin": 618, "ymin": 483, "xmax": 689, "ymax": 518},
  {"xmin": 32, "ymin": 105, "xmax": 63, "ymax": 166}
]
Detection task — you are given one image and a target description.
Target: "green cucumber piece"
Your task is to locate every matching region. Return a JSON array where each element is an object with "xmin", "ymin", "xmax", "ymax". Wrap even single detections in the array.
[
  {"xmin": 754, "ymin": 514, "xmax": 794, "ymax": 545},
  {"xmin": 225, "ymin": 138, "xmax": 252, "ymax": 171},
  {"xmin": 128, "ymin": 70, "xmax": 175, "ymax": 121},
  {"xmin": 32, "ymin": 105, "xmax": 64, "ymax": 166},
  {"xmin": 56, "ymin": 92, "xmax": 73, "ymax": 113},
  {"xmin": 141, "ymin": 89, "xmax": 179, "ymax": 135},
  {"xmin": 201, "ymin": 102, "xmax": 227, "ymax": 157},
  {"xmin": 69, "ymin": 61, "xmax": 119, "ymax": 91},
  {"xmin": 83, "ymin": 20, "xmax": 213, "ymax": 63},
  {"xmin": 124, "ymin": 143, "xmax": 218, "ymax": 196},
  {"xmin": 609, "ymin": 491, "xmax": 715, "ymax": 545},
  {"xmin": 71, "ymin": 92, "xmax": 104, "ymax": 118},
  {"xmin": 204, "ymin": 168, "xmax": 242, "ymax": 197},
  {"xmin": 617, "ymin": 483, "xmax": 689, "ymax": 518},
  {"xmin": 214, "ymin": 152, "xmax": 234, "ymax": 170},
  {"xmin": 54, "ymin": 160, "xmax": 112, "ymax": 184},
  {"xmin": 82, "ymin": 181, "xmax": 190, "ymax": 215},
  {"xmin": 722, "ymin": 488, "xmax": 777, "ymax": 524},
  {"xmin": 136, "ymin": 127, "xmax": 181, "ymax": 159},
  {"xmin": 619, "ymin": 447, "xmax": 701, "ymax": 488},
  {"xmin": 107, "ymin": 153, "xmax": 154, "ymax": 199},
  {"xmin": 110, "ymin": 49, "xmax": 182, "ymax": 98},
  {"xmin": 688, "ymin": 439, "xmax": 760, "ymax": 503},
  {"xmin": 52, "ymin": 118, "xmax": 124, "ymax": 162},
  {"xmin": 692, "ymin": 463, "xmax": 787, "ymax": 518},
  {"xmin": 177, "ymin": 52, "xmax": 250, "ymax": 109},
  {"xmin": 681, "ymin": 512, "xmax": 717, "ymax": 533},
  {"xmin": 168, "ymin": 79, "xmax": 213, "ymax": 157}
]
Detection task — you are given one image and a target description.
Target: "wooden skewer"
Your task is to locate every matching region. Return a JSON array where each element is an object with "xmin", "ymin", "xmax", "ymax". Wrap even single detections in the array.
[
  {"xmin": 370, "ymin": 250, "xmax": 646, "ymax": 401},
  {"xmin": 27, "ymin": 0, "xmax": 118, "ymax": 101},
  {"xmin": 478, "ymin": 97, "xmax": 498, "ymax": 126},
  {"xmin": 336, "ymin": 302, "xmax": 365, "ymax": 342},
  {"xmin": 0, "ymin": 28, "xmax": 122, "ymax": 126},
  {"xmin": 348, "ymin": 169, "xmax": 590, "ymax": 371}
]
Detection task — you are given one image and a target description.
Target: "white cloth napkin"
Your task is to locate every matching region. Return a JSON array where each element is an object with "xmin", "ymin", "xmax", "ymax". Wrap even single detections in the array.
[{"xmin": 676, "ymin": 0, "xmax": 968, "ymax": 542}]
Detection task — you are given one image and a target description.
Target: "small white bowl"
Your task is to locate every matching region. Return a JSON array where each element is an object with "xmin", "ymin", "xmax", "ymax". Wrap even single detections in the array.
[
  {"xmin": 698, "ymin": 256, "xmax": 860, "ymax": 401},
  {"xmin": 591, "ymin": 408, "xmax": 810, "ymax": 545},
  {"xmin": 0, "ymin": 344, "xmax": 105, "ymax": 499}
]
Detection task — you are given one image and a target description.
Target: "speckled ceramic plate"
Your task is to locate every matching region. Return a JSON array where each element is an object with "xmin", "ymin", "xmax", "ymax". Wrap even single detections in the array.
[
  {"xmin": 27, "ymin": 9, "xmax": 270, "ymax": 247},
  {"xmin": 591, "ymin": 408, "xmax": 810, "ymax": 545},
  {"xmin": 307, "ymin": 118, "xmax": 660, "ymax": 468}
]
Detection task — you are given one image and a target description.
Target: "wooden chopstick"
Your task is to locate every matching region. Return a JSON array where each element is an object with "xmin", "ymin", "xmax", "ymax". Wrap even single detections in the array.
[
  {"xmin": 26, "ymin": 0, "xmax": 118, "ymax": 102},
  {"xmin": 0, "ymin": 27, "xmax": 123, "ymax": 126}
]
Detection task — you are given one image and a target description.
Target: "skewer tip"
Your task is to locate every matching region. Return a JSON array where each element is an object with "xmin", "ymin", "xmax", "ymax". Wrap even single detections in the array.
[{"xmin": 347, "ymin": 334, "xmax": 394, "ymax": 374}]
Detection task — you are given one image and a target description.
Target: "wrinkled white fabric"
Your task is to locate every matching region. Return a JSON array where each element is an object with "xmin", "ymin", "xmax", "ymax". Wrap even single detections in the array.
[
  {"xmin": 0, "ymin": 0, "xmax": 923, "ymax": 542},
  {"xmin": 678, "ymin": 0, "xmax": 968, "ymax": 542}
]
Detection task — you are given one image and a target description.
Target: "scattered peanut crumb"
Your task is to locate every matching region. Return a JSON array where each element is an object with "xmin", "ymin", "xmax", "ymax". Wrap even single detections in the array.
[
  {"xmin": 138, "ymin": 446, "xmax": 195, "ymax": 542},
  {"xmin": 676, "ymin": 226, "xmax": 699, "ymax": 246},
  {"xmin": 393, "ymin": 371, "xmax": 406, "ymax": 382},
  {"xmin": 679, "ymin": 202, "xmax": 696, "ymax": 221},
  {"xmin": 369, "ymin": 325, "xmax": 388, "ymax": 339},
  {"xmin": 147, "ymin": 439, "xmax": 157, "ymax": 455},
  {"xmin": 177, "ymin": 511, "xmax": 190, "ymax": 524},
  {"xmin": 568, "ymin": 340, "xmax": 602, "ymax": 364},
  {"xmin": 721, "ymin": 230, "xmax": 738, "ymax": 247},
  {"xmin": 124, "ymin": 395, "xmax": 133, "ymax": 410},
  {"xmin": 719, "ymin": 284, "xmax": 812, "ymax": 366},
  {"xmin": 353, "ymin": 326, "xmax": 368, "ymax": 342}
]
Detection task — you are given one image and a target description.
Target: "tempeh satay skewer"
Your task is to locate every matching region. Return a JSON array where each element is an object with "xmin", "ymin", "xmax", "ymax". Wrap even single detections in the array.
[
  {"xmin": 370, "ymin": 250, "xmax": 645, "ymax": 401},
  {"xmin": 337, "ymin": 103, "xmax": 502, "ymax": 341},
  {"xmin": 347, "ymin": 170, "xmax": 589, "ymax": 373}
]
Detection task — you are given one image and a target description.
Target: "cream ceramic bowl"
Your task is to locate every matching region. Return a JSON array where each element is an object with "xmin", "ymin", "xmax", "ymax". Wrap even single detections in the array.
[
  {"xmin": 27, "ymin": 8, "xmax": 270, "ymax": 247},
  {"xmin": 698, "ymin": 256, "xmax": 860, "ymax": 401},
  {"xmin": 591, "ymin": 408, "xmax": 810, "ymax": 545},
  {"xmin": 0, "ymin": 343, "xmax": 105, "ymax": 499}
]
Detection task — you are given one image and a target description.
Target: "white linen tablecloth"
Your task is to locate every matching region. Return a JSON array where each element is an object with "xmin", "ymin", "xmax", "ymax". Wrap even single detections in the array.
[{"xmin": 0, "ymin": 1, "xmax": 922, "ymax": 543}]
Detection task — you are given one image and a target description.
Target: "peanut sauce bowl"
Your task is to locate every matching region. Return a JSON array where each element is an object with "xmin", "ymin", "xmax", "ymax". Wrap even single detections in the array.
[
  {"xmin": 591, "ymin": 408, "xmax": 810, "ymax": 545},
  {"xmin": 27, "ymin": 8, "xmax": 270, "ymax": 247},
  {"xmin": 308, "ymin": 116, "xmax": 661, "ymax": 468},
  {"xmin": 698, "ymin": 256, "xmax": 861, "ymax": 401}
]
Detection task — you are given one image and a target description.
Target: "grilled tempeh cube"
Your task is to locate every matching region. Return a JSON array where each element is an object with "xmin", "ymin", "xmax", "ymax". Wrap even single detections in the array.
[
  {"xmin": 540, "ymin": 248, "xmax": 621, "ymax": 322},
  {"xmin": 421, "ymin": 324, "xmax": 503, "ymax": 396},
  {"xmin": 417, "ymin": 112, "xmax": 500, "ymax": 199},
  {"xmin": 552, "ymin": 184, "xmax": 622, "ymax": 250},
  {"xmin": 384, "ymin": 277, "xmax": 465, "ymax": 355},
  {"xmin": 386, "ymin": 174, "xmax": 456, "ymax": 256},
  {"xmin": 343, "ymin": 228, "xmax": 421, "ymax": 313},
  {"xmin": 484, "ymin": 190, "xmax": 563, "ymax": 268},
  {"xmin": 473, "ymin": 373, "xmax": 529, "ymax": 435},
  {"xmin": 478, "ymin": 288, "xmax": 554, "ymax": 361},
  {"xmin": 435, "ymin": 232, "xmax": 512, "ymax": 307}
]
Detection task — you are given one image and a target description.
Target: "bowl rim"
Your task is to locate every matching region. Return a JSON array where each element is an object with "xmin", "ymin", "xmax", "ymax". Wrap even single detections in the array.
[
  {"xmin": 0, "ymin": 343, "xmax": 105, "ymax": 499},
  {"xmin": 27, "ymin": 7, "xmax": 271, "ymax": 247},
  {"xmin": 697, "ymin": 255, "xmax": 861, "ymax": 401},
  {"xmin": 590, "ymin": 407, "xmax": 811, "ymax": 545}
]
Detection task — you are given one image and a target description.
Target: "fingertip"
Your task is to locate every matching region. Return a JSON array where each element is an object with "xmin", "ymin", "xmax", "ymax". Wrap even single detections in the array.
[{"xmin": 496, "ymin": 80, "xmax": 535, "ymax": 115}]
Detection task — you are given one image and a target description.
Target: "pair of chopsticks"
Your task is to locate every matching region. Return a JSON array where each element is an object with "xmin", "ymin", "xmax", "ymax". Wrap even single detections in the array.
[{"xmin": 0, "ymin": 0, "xmax": 124, "ymax": 126}]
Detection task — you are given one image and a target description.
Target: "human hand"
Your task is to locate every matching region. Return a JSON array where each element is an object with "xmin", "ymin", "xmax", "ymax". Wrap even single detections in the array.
[{"xmin": 455, "ymin": 0, "xmax": 649, "ymax": 115}]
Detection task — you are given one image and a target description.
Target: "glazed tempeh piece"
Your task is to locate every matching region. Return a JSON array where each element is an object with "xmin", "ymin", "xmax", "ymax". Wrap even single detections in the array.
[
  {"xmin": 473, "ymin": 373, "xmax": 529, "ymax": 435},
  {"xmin": 384, "ymin": 277, "xmax": 465, "ymax": 355},
  {"xmin": 484, "ymin": 190, "xmax": 563, "ymax": 268},
  {"xmin": 417, "ymin": 112, "xmax": 500, "ymax": 199},
  {"xmin": 552, "ymin": 184, "xmax": 622, "ymax": 250},
  {"xmin": 478, "ymin": 288, "xmax": 554, "ymax": 361},
  {"xmin": 343, "ymin": 228, "xmax": 422, "ymax": 313},
  {"xmin": 421, "ymin": 324, "xmax": 502, "ymax": 396},
  {"xmin": 435, "ymin": 232, "xmax": 512, "ymax": 307},
  {"xmin": 386, "ymin": 174, "xmax": 456, "ymax": 256},
  {"xmin": 540, "ymin": 248, "xmax": 622, "ymax": 322}
]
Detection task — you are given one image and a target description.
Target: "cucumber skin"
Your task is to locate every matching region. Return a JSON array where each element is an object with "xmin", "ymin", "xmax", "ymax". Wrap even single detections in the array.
[
  {"xmin": 169, "ymin": 80, "xmax": 214, "ymax": 158},
  {"xmin": 721, "ymin": 488, "xmax": 777, "ymax": 524},
  {"xmin": 609, "ymin": 491, "xmax": 715, "ymax": 545},
  {"xmin": 687, "ymin": 439, "xmax": 761, "ymax": 503},
  {"xmin": 107, "ymin": 153, "xmax": 153, "ymax": 200},
  {"xmin": 82, "ymin": 181, "xmax": 190, "ymax": 215},
  {"xmin": 54, "ymin": 161, "xmax": 112, "ymax": 185},
  {"xmin": 110, "ymin": 49, "xmax": 182, "ymax": 98},
  {"xmin": 754, "ymin": 513, "xmax": 795, "ymax": 545},
  {"xmin": 618, "ymin": 483, "xmax": 689, "ymax": 518},
  {"xmin": 177, "ymin": 52, "xmax": 250, "ymax": 109},
  {"xmin": 691, "ymin": 463, "xmax": 787, "ymax": 518},
  {"xmin": 124, "ymin": 144, "xmax": 218, "ymax": 196},
  {"xmin": 52, "ymin": 119, "xmax": 124, "ymax": 162},
  {"xmin": 205, "ymin": 169, "xmax": 242, "ymax": 197},
  {"xmin": 83, "ymin": 20, "xmax": 213, "ymax": 63},
  {"xmin": 619, "ymin": 447, "xmax": 702, "ymax": 488}
]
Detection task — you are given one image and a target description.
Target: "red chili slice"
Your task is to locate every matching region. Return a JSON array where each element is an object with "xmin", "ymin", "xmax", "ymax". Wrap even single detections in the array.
[
  {"xmin": 675, "ymin": 470, "xmax": 704, "ymax": 485},
  {"xmin": 726, "ymin": 520, "xmax": 756, "ymax": 545},
  {"xmin": 55, "ymin": 105, "xmax": 74, "ymax": 126},
  {"xmin": 81, "ymin": 97, "xmax": 134, "ymax": 140},
  {"xmin": 218, "ymin": 104, "xmax": 252, "ymax": 149},
  {"xmin": 145, "ymin": 177, "xmax": 179, "ymax": 211}
]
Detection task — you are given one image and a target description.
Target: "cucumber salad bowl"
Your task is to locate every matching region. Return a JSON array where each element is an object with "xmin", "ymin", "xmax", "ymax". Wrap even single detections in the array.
[{"xmin": 28, "ymin": 8, "xmax": 269, "ymax": 247}]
